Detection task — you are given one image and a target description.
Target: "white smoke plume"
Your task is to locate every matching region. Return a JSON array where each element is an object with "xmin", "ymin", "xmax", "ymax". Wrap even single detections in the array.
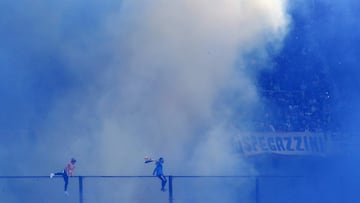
[{"xmin": 0, "ymin": 0, "xmax": 289, "ymax": 202}]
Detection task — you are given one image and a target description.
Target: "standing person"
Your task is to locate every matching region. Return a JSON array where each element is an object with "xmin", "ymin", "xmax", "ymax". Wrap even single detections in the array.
[
  {"xmin": 50, "ymin": 158, "xmax": 77, "ymax": 195},
  {"xmin": 153, "ymin": 157, "xmax": 167, "ymax": 192}
]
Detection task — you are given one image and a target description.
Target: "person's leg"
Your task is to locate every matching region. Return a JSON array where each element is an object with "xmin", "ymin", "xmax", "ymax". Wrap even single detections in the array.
[
  {"xmin": 50, "ymin": 171, "xmax": 64, "ymax": 178},
  {"xmin": 54, "ymin": 172, "xmax": 64, "ymax": 176},
  {"xmin": 158, "ymin": 175, "xmax": 167, "ymax": 191},
  {"xmin": 63, "ymin": 172, "xmax": 69, "ymax": 191}
]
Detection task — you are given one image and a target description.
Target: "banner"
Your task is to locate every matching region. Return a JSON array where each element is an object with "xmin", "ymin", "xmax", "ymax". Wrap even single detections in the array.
[{"xmin": 233, "ymin": 132, "xmax": 329, "ymax": 156}]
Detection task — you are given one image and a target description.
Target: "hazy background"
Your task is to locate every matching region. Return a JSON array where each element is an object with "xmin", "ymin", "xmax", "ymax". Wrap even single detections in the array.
[
  {"xmin": 0, "ymin": 0, "xmax": 359, "ymax": 202},
  {"xmin": 0, "ymin": 0, "xmax": 289, "ymax": 175}
]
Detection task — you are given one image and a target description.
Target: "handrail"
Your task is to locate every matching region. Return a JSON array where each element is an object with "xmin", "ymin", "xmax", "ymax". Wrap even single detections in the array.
[
  {"xmin": 0, "ymin": 175, "xmax": 309, "ymax": 178},
  {"xmin": 0, "ymin": 175, "xmax": 310, "ymax": 203}
]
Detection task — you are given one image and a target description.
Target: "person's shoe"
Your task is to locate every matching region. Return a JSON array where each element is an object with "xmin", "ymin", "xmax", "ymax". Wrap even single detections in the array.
[
  {"xmin": 161, "ymin": 188, "xmax": 166, "ymax": 192},
  {"xmin": 64, "ymin": 191, "xmax": 69, "ymax": 196},
  {"xmin": 50, "ymin": 173, "xmax": 54, "ymax": 178}
]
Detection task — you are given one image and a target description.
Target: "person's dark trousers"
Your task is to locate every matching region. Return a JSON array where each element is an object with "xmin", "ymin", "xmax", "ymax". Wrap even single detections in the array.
[
  {"xmin": 157, "ymin": 175, "xmax": 167, "ymax": 191},
  {"xmin": 55, "ymin": 170, "xmax": 69, "ymax": 191}
]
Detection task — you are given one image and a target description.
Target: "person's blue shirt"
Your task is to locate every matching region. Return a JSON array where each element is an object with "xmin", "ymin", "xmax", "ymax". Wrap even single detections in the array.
[{"xmin": 153, "ymin": 161, "xmax": 163, "ymax": 176}]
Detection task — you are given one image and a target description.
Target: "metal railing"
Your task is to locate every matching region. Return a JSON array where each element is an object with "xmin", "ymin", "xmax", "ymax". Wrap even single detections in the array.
[{"xmin": 0, "ymin": 175, "xmax": 307, "ymax": 203}]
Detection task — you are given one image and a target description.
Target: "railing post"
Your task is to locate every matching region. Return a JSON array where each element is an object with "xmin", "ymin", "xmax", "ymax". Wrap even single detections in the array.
[
  {"xmin": 169, "ymin": 176, "xmax": 173, "ymax": 203},
  {"xmin": 255, "ymin": 176, "xmax": 259, "ymax": 203},
  {"xmin": 79, "ymin": 176, "xmax": 83, "ymax": 203}
]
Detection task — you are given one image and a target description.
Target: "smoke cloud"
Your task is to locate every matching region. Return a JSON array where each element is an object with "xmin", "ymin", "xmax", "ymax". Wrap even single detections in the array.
[
  {"xmin": 255, "ymin": 1, "xmax": 360, "ymax": 202},
  {"xmin": 0, "ymin": 0, "xmax": 290, "ymax": 202}
]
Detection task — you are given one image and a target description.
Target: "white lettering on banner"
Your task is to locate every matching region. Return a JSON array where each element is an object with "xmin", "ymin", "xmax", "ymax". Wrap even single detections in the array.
[{"xmin": 233, "ymin": 133, "xmax": 327, "ymax": 156}]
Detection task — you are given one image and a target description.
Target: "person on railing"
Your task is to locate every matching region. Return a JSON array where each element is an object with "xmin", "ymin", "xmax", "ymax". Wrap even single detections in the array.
[
  {"xmin": 153, "ymin": 157, "xmax": 167, "ymax": 192},
  {"xmin": 50, "ymin": 158, "xmax": 77, "ymax": 196}
]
